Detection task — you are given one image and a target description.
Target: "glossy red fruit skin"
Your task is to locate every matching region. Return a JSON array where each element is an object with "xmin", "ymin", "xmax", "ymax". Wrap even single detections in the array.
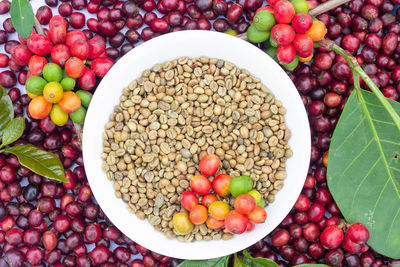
[
  {"xmin": 87, "ymin": 18, "xmax": 99, "ymax": 33},
  {"xmin": 91, "ymin": 57, "xmax": 114, "ymax": 77},
  {"xmin": 0, "ymin": 53, "xmax": 9, "ymax": 68},
  {"xmin": 224, "ymin": 210, "xmax": 248, "ymax": 234},
  {"xmin": 292, "ymin": 13, "xmax": 313, "ymax": 33},
  {"xmin": 302, "ymin": 223, "xmax": 320, "ymax": 242},
  {"xmin": 320, "ymin": 225, "xmax": 344, "ymax": 249},
  {"xmin": 212, "ymin": 174, "xmax": 231, "ymax": 197},
  {"xmin": 89, "ymin": 245, "xmax": 111, "ymax": 265},
  {"xmin": 51, "ymin": 44, "xmax": 70, "ymax": 67},
  {"xmin": 42, "ymin": 231, "xmax": 57, "ymax": 250},
  {"xmin": 88, "ymin": 35, "xmax": 106, "ymax": 59},
  {"xmin": 48, "ymin": 16, "xmax": 67, "ymax": 44},
  {"xmin": 26, "ymin": 246, "xmax": 44, "ymax": 265},
  {"xmin": 267, "ymin": 0, "xmax": 280, "ymax": 6},
  {"xmin": 304, "ymin": 176, "xmax": 316, "ymax": 188},
  {"xmin": 199, "ymin": 154, "xmax": 220, "ymax": 176},
  {"xmin": 308, "ymin": 203, "xmax": 325, "ymax": 222},
  {"xmin": 314, "ymin": 53, "xmax": 333, "ymax": 70},
  {"xmin": 11, "ymin": 45, "xmax": 32, "ymax": 66},
  {"xmin": 70, "ymin": 12, "xmax": 86, "ymax": 29},
  {"xmin": 315, "ymin": 186, "xmax": 333, "ymax": 204},
  {"xmin": 78, "ymin": 67, "xmax": 96, "ymax": 91},
  {"xmin": 234, "ymin": 194, "xmax": 257, "ymax": 215},
  {"xmin": 294, "ymin": 194, "xmax": 310, "ymax": 212},
  {"xmin": 273, "ymin": 0, "xmax": 295, "ymax": 24},
  {"xmin": 276, "ymin": 43, "xmax": 296, "ymax": 64},
  {"xmin": 343, "ymin": 235, "xmax": 362, "ymax": 253},
  {"xmin": 0, "ymin": 165, "xmax": 17, "ymax": 183},
  {"xmin": 18, "ymin": 70, "xmax": 27, "ymax": 85},
  {"xmin": 332, "ymin": 62, "xmax": 352, "ymax": 80},
  {"xmin": 151, "ymin": 18, "xmax": 170, "ymax": 33},
  {"xmin": 271, "ymin": 229, "xmax": 290, "ymax": 247},
  {"xmin": 180, "ymin": 191, "xmax": 198, "ymax": 211},
  {"xmin": 271, "ymin": 24, "xmax": 295, "ymax": 45},
  {"xmin": 227, "ymin": 3, "xmax": 243, "ymax": 24},
  {"xmin": 98, "ymin": 20, "xmax": 117, "ymax": 37},
  {"xmin": 308, "ymin": 243, "xmax": 324, "ymax": 259},
  {"xmin": 65, "ymin": 57, "xmax": 84, "ymax": 79},
  {"xmin": 190, "ymin": 175, "xmax": 211, "ymax": 195},
  {"xmin": 49, "ymin": 14, "xmax": 68, "ymax": 28},
  {"xmin": 342, "ymin": 34, "xmax": 361, "ymax": 53},
  {"xmin": 347, "ymin": 222, "xmax": 370, "ymax": 244},
  {"xmin": 5, "ymin": 228, "xmax": 23, "ymax": 245},
  {"xmin": 70, "ymin": 40, "xmax": 90, "ymax": 60},
  {"xmin": 28, "ymin": 55, "xmax": 47, "ymax": 76},
  {"xmin": 65, "ymin": 30, "xmax": 88, "ymax": 48},
  {"xmin": 27, "ymin": 34, "xmax": 53, "ymax": 56},
  {"xmin": 293, "ymin": 34, "xmax": 313, "ymax": 57}
]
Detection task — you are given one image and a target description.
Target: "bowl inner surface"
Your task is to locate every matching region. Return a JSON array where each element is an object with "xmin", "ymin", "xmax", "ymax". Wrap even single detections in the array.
[{"xmin": 82, "ymin": 30, "xmax": 310, "ymax": 260}]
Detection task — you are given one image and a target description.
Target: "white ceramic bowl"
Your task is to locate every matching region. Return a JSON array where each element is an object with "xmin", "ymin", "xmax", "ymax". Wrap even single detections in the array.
[{"xmin": 83, "ymin": 30, "xmax": 310, "ymax": 260}]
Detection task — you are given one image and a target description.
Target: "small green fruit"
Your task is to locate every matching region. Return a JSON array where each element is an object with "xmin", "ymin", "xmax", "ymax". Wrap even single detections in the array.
[
  {"xmin": 283, "ymin": 55, "xmax": 299, "ymax": 71},
  {"xmin": 269, "ymin": 36, "xmax": 279, "ymax": 47},
  {"xmin": 69, "ymin": 106, "xmax": 86, "ymax": 124},
  {"xmin": 229, "ymin": 175, "xmax": 253, "ymax": 197},
  {"xmin": 247, "ymin": 24, "xmax": 270, "ymax": 43},
  {"xmin": 76, "ymin": 90, "xmax": 93, "ymax": 108},
  {"xmin": 291, "ymin": 0, "xmax": 309, "ymax": 13},
  {"xmin": 60, "ymin": 77, "xmax": 76, "ymax": 91},
  {"xmin": 43, "ymin": 63, "xmax": 63, "ymax": 82},
  {"xmin": 26, "ymin": 76, "xmax": 47, "ymax": 95},
  {"xmin": 253, "ymin": 10, "xmax": 276, "ymax": 32},
  {"xmin": 257, "ymin": 198, "xmax": 265, "ymax": 207},
  {"xmin": 266, "ymin": 47, "xmax": 278, "ymax": 62}
]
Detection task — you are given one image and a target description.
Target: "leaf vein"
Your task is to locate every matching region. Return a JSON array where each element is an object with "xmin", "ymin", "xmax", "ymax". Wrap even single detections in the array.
[
  {"xmin": 390, "ymin": 166, "xmax": 400, "ymax": 173},
  {"xmin": 387, "ymin": 207, "xmax": 400, "ymax": 245},
  {"xmin": 350, "ymin": 156, "xmax": 382, "ymax": 216},
  {"xmin": 334, "ymin": 117, "xmax": 366, "ymax": 152},
  {"xmin": 357, "ymin": 91, "xmax": 400, "ymax": 204},
  {"xmin": 371, "ymin": 178, "xmax": 390, "ymax": 218},
  {"xmin": 371, "ymin": 118, "xmax": 395, "ymax": 126},
  {"xmin": 343, "ymin": 138, "xmax": 374, "ymax": 175},
  {"xmin": 366, "ymin": 102, "xmax": 385, "ymax": 109},
  {"xmin": 380, "ymin": 139, "xmax": 400, "ymax": 146}
]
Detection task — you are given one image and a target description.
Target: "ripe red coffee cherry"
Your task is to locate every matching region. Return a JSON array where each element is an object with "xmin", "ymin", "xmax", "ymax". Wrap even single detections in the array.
[
  {"xmin": 294, "ymin": 194, "xmax": 310, "ymax": 212},
  {"xmin": 308, "ymin": 203, "xmax": 325, "ymax": 222},
  {"xmin": 302, "ymin": 223, "xmax": 320, "ymax": 242},
  {"xmin": 271, "ymin": 24, "xmax": 295, "ymax": 45},
  {"xmin": 320, "ymin": 225, "xmax": 344, "ymax": 249},
  {"xmin": 292, "ymin": 13, "xmax": 313, "ymax": 33},
  {"xmin": 347, "ymin": 222, "xmax": 370, "ymax": 244},
  {"xmin": 273, "ymin": 0, "xmax": 295, "ymax": 24},
  {"xmin": 199, "ymin": 154, "xmax": 220, "ymax": 176},
  {"xmin": 271, "ymin": 229, "xmax": 290, "ymax": 247}
]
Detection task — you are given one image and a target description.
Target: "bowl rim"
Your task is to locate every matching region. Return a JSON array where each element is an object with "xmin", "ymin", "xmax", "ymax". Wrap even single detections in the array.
[{"xmin": 82, "ymin": 30, "xmax": 310, "ymax": 260}]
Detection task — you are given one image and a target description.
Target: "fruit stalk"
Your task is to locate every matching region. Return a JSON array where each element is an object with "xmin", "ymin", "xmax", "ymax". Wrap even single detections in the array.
[
  {"xmin": 33, "ymin": 17, "xmax": 44, "ymax": 36},
  {"xmin": 308, "ymin": 0, "xmax": 350, "ymax": 16},
  {"xmin": 318, "ymin": 39, "xmax": 400, "ymax": 132}
]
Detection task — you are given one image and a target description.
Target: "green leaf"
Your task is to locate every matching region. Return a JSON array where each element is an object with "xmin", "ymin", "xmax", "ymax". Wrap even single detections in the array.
[
  {"xmin": 10, "ymin": 0, "xmax": 34, "ymax": 39},
  {"xmin": 242, "ymin": 250, "xmax": 279, "ymax": 267},
  {"xmin": 1, "ymin": 117, "xmax": 25, "ymax": 148},
  {"xmin": 177, "ymin": 256, "xmax": 229, "ymax": 267},
  {"xmin": 234, "ymin": 254, "xmax": 250, "ymax": 267},
  {"xmin": 4, "ymin": 144, "xmax": 67, "ymax": 182},
  {"xmin": 327, "ymin": 89, "xmax": 400, "ymax": 259},
  {"xmin": 241, "ymin": 250, "xmax": 328, "ymax": 267},
  {"xmin": 0, "ymin": 85, "xmax": 14, "ymax": 138}
]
